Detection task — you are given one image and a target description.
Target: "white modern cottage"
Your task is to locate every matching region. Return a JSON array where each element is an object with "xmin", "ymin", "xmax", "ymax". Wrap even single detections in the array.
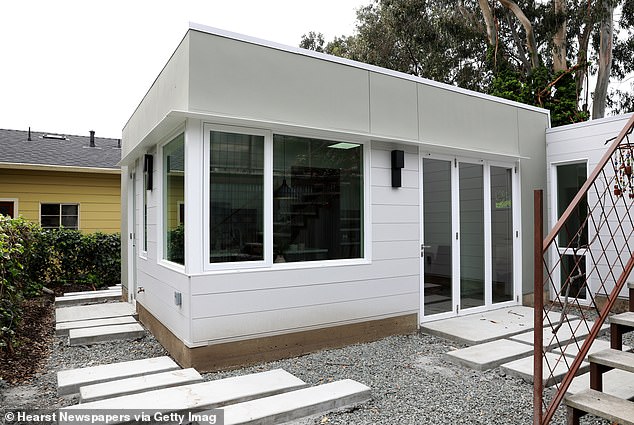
[{"xmin": 120, "ymin": 23, "xmax": 551, "ymax": 370}]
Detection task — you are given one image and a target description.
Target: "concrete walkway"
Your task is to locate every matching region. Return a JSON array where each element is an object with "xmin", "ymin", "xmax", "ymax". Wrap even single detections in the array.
[{"xmin": 423, "ymin": 306, "xmax": 620, "ymax": 390}]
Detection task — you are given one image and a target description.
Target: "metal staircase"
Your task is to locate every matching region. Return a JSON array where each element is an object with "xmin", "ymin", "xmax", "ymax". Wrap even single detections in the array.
[{"xmin": 533, "ymin": 114, "xmax": 634, "ymax": 425}]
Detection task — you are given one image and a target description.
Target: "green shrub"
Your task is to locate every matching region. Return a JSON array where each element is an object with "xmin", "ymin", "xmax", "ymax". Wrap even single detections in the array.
[{"xmin": 0, "ymin": 217, "xmax": 121, "ymax": 352}]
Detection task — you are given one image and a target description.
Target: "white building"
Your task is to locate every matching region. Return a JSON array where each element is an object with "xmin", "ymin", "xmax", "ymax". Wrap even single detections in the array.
[{"xmin": 120, "ymin": 24, "xmax": 551, "ymax": 370}]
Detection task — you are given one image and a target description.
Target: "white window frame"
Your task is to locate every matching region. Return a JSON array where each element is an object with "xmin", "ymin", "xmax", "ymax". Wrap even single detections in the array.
[
  {"xmin": 39, "ymin": 202, "xmax": 80, "ymax": 229},
  {"xmin": 202, "ymin": 123, "xmax": 371, "ymax": 272},
  {"xmin": 203, "ymin": 123, "xmax": 272, "ymax": 271},
  {"xmin": 549, "ymin": 159, "xmax": 591, "ymax": 305}
]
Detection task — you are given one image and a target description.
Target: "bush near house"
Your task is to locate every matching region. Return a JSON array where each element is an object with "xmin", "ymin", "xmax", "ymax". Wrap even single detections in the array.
[{"xmin": 0, "ymin": 216, "xmax": 120, "ymax": 353}]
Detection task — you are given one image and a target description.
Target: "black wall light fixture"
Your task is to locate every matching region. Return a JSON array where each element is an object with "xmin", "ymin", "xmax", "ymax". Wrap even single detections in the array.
[
  {"xmin": 391, "ymin": 150, "xmax": 404, "ymax": 188},
  {"xmin": 144, "ymin": 154, "xmax": 154, "ymax": 191}
]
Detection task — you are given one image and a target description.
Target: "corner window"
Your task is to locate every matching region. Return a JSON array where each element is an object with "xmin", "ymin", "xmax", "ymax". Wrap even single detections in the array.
[
  {"xmin": 209, "ymin": 130, "xmax": 264, "ymax": 263},
  {"xmin": 273, "ymin": 135, "xmax": 363, "ymax": 262},
  {"xmin": 163, "ymin": 134, "xmax": 185, "ymax": 265},
  {"xmin": 41, "ymin": 203, "xmax": 79, "ymax": 229}
]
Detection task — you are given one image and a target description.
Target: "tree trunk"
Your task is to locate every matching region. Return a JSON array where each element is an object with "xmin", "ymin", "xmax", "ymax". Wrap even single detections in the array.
[
  {"xmin": 592, "ymin": 1, "xmax": 614, "ymax": 119},
  {"xmin": 478, "ymin": 0, "xmax": 497, "ymax": 48},
  {"xmin": 575, "ymin": 24, "xmax": 592, "ymax": 109},
  {"xmin": 498, "ymin": 0, "xmax": 540, "ymax": 69},
  {"xmin": 552, "ymin": 0, "xmax": 567, "ymax": 72}
]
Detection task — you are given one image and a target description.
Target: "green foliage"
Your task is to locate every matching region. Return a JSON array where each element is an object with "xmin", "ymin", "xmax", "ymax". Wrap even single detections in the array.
[
  {"xmin": 302, "ymin": 0, "xmax": 633, "ymax": 124},
  {"xmin": 167, "ymin": 224, "xmax": 185, "ymax": 265},
  {"xmin": 0, "ymin": 217, "xmax": 121, "ymax": 352}
]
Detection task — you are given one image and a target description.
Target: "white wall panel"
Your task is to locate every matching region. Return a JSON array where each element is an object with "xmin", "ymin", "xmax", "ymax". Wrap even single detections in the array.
[{"xmin": 188, "ymin": 31, "xmax": 370, "ymax": 134}]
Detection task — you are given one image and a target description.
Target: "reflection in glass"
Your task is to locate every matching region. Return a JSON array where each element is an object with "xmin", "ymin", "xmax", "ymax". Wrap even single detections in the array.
[
  {"xmin": 163, "ymin": 133, "xmax": 185, "ymax": 265},
  {"xmin": 272, "ymin": 135, "xmax": 363, "ymax": 262},
  {"xmin": 423, "ymin": 159, "xmax": 453, "ymax": 314},
  {"xmin": 209, "ymin": 131, "xmax": 264, "ymax": 263},
  {"xmin": 459, "ymin": 163, "xmax": 484, "ymax": 308},
  {"xmin": 491, "ymin": 166, "xmax": 513, "ymax": 303}
]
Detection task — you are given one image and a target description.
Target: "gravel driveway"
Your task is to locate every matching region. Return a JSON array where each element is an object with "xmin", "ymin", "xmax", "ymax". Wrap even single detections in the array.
[{"xmin": 2, "ymin": 327, "xmax": 623, "ymax": 424}]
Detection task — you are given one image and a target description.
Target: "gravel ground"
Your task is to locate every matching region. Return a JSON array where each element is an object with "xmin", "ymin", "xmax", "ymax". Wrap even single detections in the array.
[{"xmin": 3, "ymin": 321, "xmax": 632, "ymax": 425}]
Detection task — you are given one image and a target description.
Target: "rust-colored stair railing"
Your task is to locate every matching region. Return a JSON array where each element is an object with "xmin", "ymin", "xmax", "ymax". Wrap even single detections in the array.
[{"xmin": 534, "ymin": 114, "xmax": 634, "ymax": 425}]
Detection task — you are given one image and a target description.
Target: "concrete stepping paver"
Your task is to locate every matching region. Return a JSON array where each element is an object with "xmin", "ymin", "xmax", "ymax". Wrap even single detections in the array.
[
  {"xmin": 69, "ymin": 323, "xmax": 145, "ymax": 346},
  {"xmin": 510, "ymin": 320, "xmax": 608, "ymax": 349},
  {"xmin": 56, "ymin": 316, "xmax": 138, "ymax": 336},
  {"xmin": 500, "ymin": 352, "xmax": 589, "ymax": 387},
  {"xmin": 217, "ymin": 379, "xmax": 371, "ymax": 425},
  {"xmin": 444, "ymin": 339, "xmax": 534, "ymax": 371},
  {"xmin": 63, "ymin": 288, "xmax": 122, "ymax": 297},
  {"xmin": 420, "ymin": 306, "xmax": 566, "ymax": 345},
  {"xmin": 58, "ymin": 369, "xmax": 307, "ymax": 424},
  {"xmin": 55, "ymin": 291, "xmax": 122, "ymax": 307},
  {"xmin": 57, "ymin": 356, "xmax": 179, "ymax": 395},
  {"xmin": 80, "ymin": 368, "xmax": 203, "ymax": 403},
  {"xmin": 56, "ymin": 302, "xmax": 136, "ymax": 323}
]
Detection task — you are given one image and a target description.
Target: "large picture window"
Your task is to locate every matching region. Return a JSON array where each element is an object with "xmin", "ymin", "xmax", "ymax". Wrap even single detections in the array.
[
  {"xmin": 209, "ymin": 130, "xmax": 264, "ymax": 263},
  {"xmin": 273, "ymin": 135, "xmax": 363, "ymax": 262},
  {"xmin": 163, "ymin": 133, "xmax": 185, "ymax": 265}
]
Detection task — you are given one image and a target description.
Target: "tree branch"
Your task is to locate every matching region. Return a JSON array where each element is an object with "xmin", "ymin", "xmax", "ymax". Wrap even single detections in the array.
[{"xmin": 498, "ymin": 0, "xmax": 540, "ymax": 69}]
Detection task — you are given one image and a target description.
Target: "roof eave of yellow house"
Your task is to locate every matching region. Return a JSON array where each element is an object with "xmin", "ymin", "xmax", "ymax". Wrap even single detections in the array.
[{"xmin": 0, "ymin": 162, "xmax": 121, "ymax": 174}]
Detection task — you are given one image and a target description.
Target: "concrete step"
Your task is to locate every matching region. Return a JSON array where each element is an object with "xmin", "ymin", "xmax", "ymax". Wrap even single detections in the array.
[
  {"xmin": 56, "ymin": 316, "xmax": 138, "ymax": 336},
  {"xmin": 509, "ymin": 320, "xmax": 608, "ymax": 349},
  {"xmin": 63, "ymin": 288, "xmax": 122, "ymax": 297},
  {"xmin": 567, "ymin": 368, "xmax": 634, "ymax": 400},
  {"xmin": 69, "ymin": 323, "xmax": 145, "ymax": 346},
  {"xmin": 445, "ymin": 339, "xmax": 533, "ymax": 371},
  {"xmin": 500, "ymin": 352, "xmax": 589, "ymax": 387},
  {"xmin": 589, "ymin": 348, "xmax": 634, "ymax": 373},
  {"xmin": 565, "ymin": 388, "xmax": 634, "ymax": 425},
  {"xmin": 56, "ymin": 302, "xmax": 136, "ymax": 323},
  {"xmin": 57, "ymin": 356, "xmax": 180, "ymax": 395},
  {"xmin": 610, "ymin": 312, "xmax": 634, "ymax": 350},
  {"xmin": 611, "ymin": 311, "xmax": 634, "ymax": 327},
  {"xmin": 55, "ymin": 291, "xmax": 122, "ymax": 307},
  {"xmin": 58, "ymin": 369, "xmax": 307, "ymax": 423},
  {"xmin": 80, "ymin": 368, "xmax": 203, "ymax": 403},
  {"xmin": 217, "ymin": 379, "xmax": 371, "ymax": 425}
]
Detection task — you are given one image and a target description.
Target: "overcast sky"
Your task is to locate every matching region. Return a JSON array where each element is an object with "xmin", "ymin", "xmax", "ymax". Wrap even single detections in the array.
[{"xmin": 0, "ymin": 0, "xmax": 367, "ymax": 139}]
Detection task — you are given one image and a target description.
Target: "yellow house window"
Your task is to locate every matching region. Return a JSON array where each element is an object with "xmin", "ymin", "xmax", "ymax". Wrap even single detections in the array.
[{"xmin": 41, "ymin": 203, "xmax": 79, "ymax": 229}]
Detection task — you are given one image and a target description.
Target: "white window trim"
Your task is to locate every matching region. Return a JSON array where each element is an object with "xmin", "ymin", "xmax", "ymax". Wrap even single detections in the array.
[
  {"xmin": 202, "ymin": 123, "xmax": 371, "ymax": 272},
  {"xmin": 0, "ymin": 198, "xmax": 18, "ymax": 217}
]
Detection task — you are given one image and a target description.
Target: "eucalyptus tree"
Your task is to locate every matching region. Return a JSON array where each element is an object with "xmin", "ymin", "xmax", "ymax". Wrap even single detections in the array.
[{"xmin": 302, "ymin": 0, "xmax": 634, "ymax": 126}]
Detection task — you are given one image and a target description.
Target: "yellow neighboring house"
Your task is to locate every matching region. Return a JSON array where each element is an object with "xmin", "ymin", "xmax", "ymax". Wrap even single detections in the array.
[{"xmin": 0, "ymin": 128, "xmax": 121, "ymax": 233}]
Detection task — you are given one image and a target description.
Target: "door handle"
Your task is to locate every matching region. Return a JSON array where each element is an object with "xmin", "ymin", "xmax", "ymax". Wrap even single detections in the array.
[{"xmin": 421, "ymin": 244, "xmax": 431, "ymax": 257}]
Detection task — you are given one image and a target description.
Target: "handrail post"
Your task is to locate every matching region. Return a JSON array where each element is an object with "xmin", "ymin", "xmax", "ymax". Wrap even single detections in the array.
[{"xmin": 534, "ymin": 189, "xmax": 544, "ymax": 425}]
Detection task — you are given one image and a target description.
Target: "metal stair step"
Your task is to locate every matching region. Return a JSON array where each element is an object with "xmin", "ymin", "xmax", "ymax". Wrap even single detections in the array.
[
  {"xmin": 589, "ymin": 348, "xmax": 634, "ymax": 373},
  {"xmin": 217, "ymin": 379, "xmax": 371, "ymax": 425},
  {"xmin": 565, "ymin": 388, "xmax": 634, "ymax": 425}
]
